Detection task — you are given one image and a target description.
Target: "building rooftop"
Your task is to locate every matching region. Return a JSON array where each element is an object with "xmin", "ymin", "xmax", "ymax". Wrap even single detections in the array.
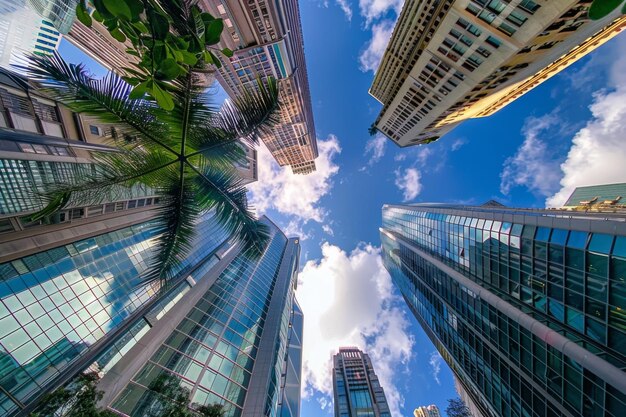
[{"xmin": 564, "ymin": 183, "xmax": 626, "ymax": 208}]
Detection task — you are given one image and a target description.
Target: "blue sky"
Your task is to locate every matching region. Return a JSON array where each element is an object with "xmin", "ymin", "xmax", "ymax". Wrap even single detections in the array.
[{"xmin": 57, "ymin": 3, "xmax": 626, "ymax": 416}]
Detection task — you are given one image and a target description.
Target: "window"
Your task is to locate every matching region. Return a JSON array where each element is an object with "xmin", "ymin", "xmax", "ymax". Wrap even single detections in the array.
[
  {"xmin": 486, "ymin": 35, "xmax": 502, "ymax": 48},
  {"xmin": 519, "ymin": 0, "xmax": 540, "ymax": 13},
  {"xmin": 89, "ymin": 125, "xmax": 100, "ymax": 135},
  {"xmin": 18, "ymin": 143, "xmax": 49, "ymax": 154},
  {"xmin": 507, "ymin": 10, "xmax": 528, "ymax": 27},
  {"xmin": 49, "ymin": 146, "xmax": 70, "ymax": 156},
  {"xmin": 217, "ymin": 4, "xmax": 226, "ymax": 14},
  {"xmin": 498, "ymin": 22, "xmax": 517, "ymax": 36}
]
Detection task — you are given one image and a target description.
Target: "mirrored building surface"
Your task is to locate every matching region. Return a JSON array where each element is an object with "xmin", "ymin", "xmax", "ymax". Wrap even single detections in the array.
[{"xmin": 381, "ymin": 198, "xmax": 626, "ymax": 417}]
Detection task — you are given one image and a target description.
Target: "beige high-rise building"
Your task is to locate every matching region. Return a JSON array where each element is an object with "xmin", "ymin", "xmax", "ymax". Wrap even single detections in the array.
[
  {"xmin": 414, "ymin": 404, "xmax": 442, "ymax": 417},
  {"xmin": 369, "ymin": 0, "xmax": 626, "ymax": 147},
  {"xmin": 199, "ymin": 0, "xmax": 318, "ymax": 174}
]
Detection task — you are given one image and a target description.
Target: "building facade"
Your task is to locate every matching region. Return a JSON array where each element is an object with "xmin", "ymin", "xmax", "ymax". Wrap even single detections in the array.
[
  {"xmin": 380, "ymin": 198, "xmax": 626, "ymax": 417},
  {"xmin": 370, "ymin": 0, "xmax": 626, "ymax": 146},
  {"xmin": 332, "ymin": 347, "xmax": 391, "ymax": 417},
  {"xmin": 0, "ymin": 2, "xmax": 63, "ymax": 70},
  {"xmin": 454, "ymin": 376, "xmax": 487, "ymax": 417},
  {"xmin": 414, "ymin": 404, "xmax": 442, "ymax": 417},
  {"xmin": 0, "ymin": 65, "xmax": 285, "ymax": 415},
  {"xmin": 198, "ymin": 0, "xmax": 318, "ymax": 174},
  {"xmin": 97, "ymin": 221, "xmax": 302, "ymax": 417}
]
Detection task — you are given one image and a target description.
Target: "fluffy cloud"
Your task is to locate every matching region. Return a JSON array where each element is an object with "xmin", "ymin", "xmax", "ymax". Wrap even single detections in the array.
[
  {"xmin": 547, "ymin": 39, "xmax": 626, "ymax": 207},
  {"xmin": 247, "ymin": 135, "xmax": 341, "ymax": 226},
  {"xmin": 297, "ymin": 243, "xmax": 414, "ymax": 416},
  {"xmin": 450, "ymin": 138, "xmax": 467, "ymax": 151},
  {"xmin": 336, "ymin": 0, "xmax": 353, "ymax": 20},
  {"xmin": 395, "ymin": 168, "xmax": 422, "ymax": 201},
  {"xmin": 429, "ymin": 351, "xmax": 443, "ymax": 385},
  {"xmin": 362, "ymin": 134, "xmax": 387, "ymax": 169},
  {"xmin": 359, "ymin": 0, "xmax": 404, "ymax": 27},
  {"xmin": 500, "ymin": 114, "xmax": 563, "ymax": 197},
  {"xmin": 359, "ymin": 20, "xmax": 396, "ymax": 72}
]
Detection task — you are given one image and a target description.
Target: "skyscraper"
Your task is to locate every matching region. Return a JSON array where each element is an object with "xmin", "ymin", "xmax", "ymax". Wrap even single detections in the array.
[
  {"xmin": 380, "ymin": 192, "xmax": 626, "ymax": 417},
  {"xmin": 414, "ymin": 404, "xmax": 442, "ymax": 417},
  {"xmin": 198, "ymin": 0, "xmax": 318, "ymax": 174},
  {"xmin": 0, "ymin": 66, "xmax": 295, "ymax": 416},
  {"xmin": 332, "ymin": 347, "xmax": 391, "ymax": 417},
  {"xmin": 369, "ymin": 0, "xmax": 626, "ymax": 146},
  {"xmin": 0, "ymin": 3, "xmax": 63, "ymax": 70}
]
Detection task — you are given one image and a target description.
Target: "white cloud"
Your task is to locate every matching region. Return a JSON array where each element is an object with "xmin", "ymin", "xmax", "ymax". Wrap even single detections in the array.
[
  {"xmin": 359, "ymin": 0, "xmax": 404, "ymax": 27},
  {"xmin": 362, "ymin": 134, "xmax": 387, "ymax": 169},
  {"xmin": 321, "ymin": 224, "xmax": 334, "ymax": 236},
  {"xmin": 547, "ymin": 38, "xmax": 626, "ymax": 207},
  {"xmin": 394, "ymin": 153, "xmax": 407, "ymax": 162},
  {"xmin": 297, "ymin": 243, "xmax": 414, "ymax": 417},
  {"xmin": 500, "ymin": 114, "xmax": 563, "ymax": 197},
  {"xmin": 359, "ymin": 20, "xmax": 395, "ymax": 72},
  {"xmin": 450, "ymin": 138, "xmax": 467, "ymax": 151},
  {"xmin": 429, "ymin": 351, "xmax": 443, "ymax": 385},
  {"xmin": 247, "ymin": 135, "xmax": 341, "ymax": 224},
  {"xmin": 395, "ymin": 168, "xmax": 422, "ymax": 201},
  {"xmin": 336, "ymin": 0, "xmax": 353, "ymax": 20}
]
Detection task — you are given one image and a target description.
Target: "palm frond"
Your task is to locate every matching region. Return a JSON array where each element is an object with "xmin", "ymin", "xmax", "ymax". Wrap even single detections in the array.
[
  {"xmin": 22, "ymin": 53, "xmax": 179, "ymax": 155},
  {"xmin": 188, "ymin": 164, "xmax": 270, "ymax": 256},
  {"xmin": 143, "ymin": 165, "xmax": 199, "ymax": 285},
  {"xmin": 213, "ymin": 77, "xmax": 281, "ymax": 144},
  {"xmin": 29, "ymin": 149, "xmax": 176, "ymax": 220}
]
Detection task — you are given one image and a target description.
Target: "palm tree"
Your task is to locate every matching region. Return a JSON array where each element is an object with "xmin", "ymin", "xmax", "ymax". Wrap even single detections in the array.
[{"xmin": 23, "ymin": 0, "xmax": 280, "ymax": 285}]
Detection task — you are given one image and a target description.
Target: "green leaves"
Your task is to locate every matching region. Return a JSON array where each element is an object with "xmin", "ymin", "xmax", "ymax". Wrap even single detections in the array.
[
  {"xmin": 75, "ymin": 2, "xmax": 92, "ymax": 27},
  {"xmin": 205, "ymin": 19, "xmax": 224, "ymax": 45},
  {"xmin": 588, "ymin": 0, "xmax": 625, "ymax": 19},
  {"xmin": 102, "ymin": 0, "xmax": 132, "ymax": 20},
  {"xmin": 222, "ymin": 48, "xmax": 234, "ymax": 58},
  {"xmin": 151, "ymin": 82, "xmax": 175, "ymax": 111}
]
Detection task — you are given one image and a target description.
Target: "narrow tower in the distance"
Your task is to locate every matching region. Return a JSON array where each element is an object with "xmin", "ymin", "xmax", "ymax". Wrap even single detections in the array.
[{"xmin": 332, "ymin": 347, "xmax": 391, "ymax": 417}]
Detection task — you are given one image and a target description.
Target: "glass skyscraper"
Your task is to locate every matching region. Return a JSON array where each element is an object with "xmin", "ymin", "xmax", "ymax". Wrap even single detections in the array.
[
  {"xmin": 332, "ymin": 347, "xmax": 390, "ymax": 417},
  {"xmin": 381, "ymin": 200, "xmax": 626, "ymax": 417},
  {"xmin": 97, "ymin": 219, "xmax": 303, "ymax": 417}
]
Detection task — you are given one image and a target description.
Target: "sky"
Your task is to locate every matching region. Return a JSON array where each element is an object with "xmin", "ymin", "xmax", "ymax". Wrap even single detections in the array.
[{"xmin": 54, "ymin": 3, "xmax": 626, "ymax": 416}]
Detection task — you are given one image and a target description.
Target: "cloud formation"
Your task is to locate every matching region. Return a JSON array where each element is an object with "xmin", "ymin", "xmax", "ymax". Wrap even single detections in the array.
[
  {"xmin": 359, "ymin": 20, "xmax": 396, "ymax": 72},
  {"xmin": 362, "ymin": 134, "xmax": 387, "ymax": 169},
  {"xmin": 547, "ymin": 38, "xmax": 626, "ymax": 207},
  {"xmin": 336, "ymin": 0, "xmax": 353, "ymax": 20},
  {"xmin": 359, "ymin": 0, "xmax": 404, "ymax": 26},
  {"xmin": 395, "ymin": 168, "xmax": 422, "ymax": 201},
  {"xmin": 429, "ymin": 351, "xmax": 443, "ymax": 385},
  {"xmin": 500, "ymin": 113, "xmax": 563, "ymax": 197},
  {"xmin": 297, "ymin": 243, "xmax": 414, "ymax": 416},
  {"xmin": 247, "ymin": 135, "xmax": 341, "ymax": 229}
]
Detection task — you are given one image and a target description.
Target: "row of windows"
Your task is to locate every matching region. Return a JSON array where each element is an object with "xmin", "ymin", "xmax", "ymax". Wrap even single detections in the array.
[
  {"xmin": 110, "ymin": 227, "xmax": 288, "ymax": 417},
  {"xmin": 0, "ymin": 216, "xmax": 230, "ymax": 415}
]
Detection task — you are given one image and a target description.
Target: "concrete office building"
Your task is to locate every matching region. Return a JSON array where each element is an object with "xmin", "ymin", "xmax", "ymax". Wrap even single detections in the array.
[
  {"xmin": 199, "ymin": 0, "xmax": 318, "ymax": 174},
  {"xmin": 332, "ymin": 347, "xmax": 391, "ymax": 417},
  {"xmin": 414, "ymin": 404, "xmax": 442, "ymax": 417},
  {"xmin": 370, "ymin": 0, "xmax": 626, "ymax": 147},
  {"xmin": 380, "ymin": 191, "xmax": 626, "ymax": 417}
]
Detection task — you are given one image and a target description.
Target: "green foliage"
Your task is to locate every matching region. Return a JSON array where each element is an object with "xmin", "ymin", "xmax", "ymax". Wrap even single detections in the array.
[
  {"xmin": 368, "ymin": 124, "xmax": 378, "ymax": 136},
  {"xmin": 30, "ymin": 372, "xmax": 117, "ymax": 417},
  {"xmin": 445, "ymin": 398, "xmax": 472, "ymax": 417},
  {"xmin": 25, "ymin": 0, "xmax": 281, "ymax": 286},
  {"xmin": 75, "ymin": 0, "xmax": 233, "ymax": 110},
  {"xmin": 142, "ymin": 374, "xmax": 224, "ymax": 417},
  {"xmin": 588, "ymin": 0, "xmax": 625, "ymax": 20}
]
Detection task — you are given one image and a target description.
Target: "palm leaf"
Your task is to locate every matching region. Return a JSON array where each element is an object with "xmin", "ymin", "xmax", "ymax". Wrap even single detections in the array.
[
  {"xmin": 22, "ymin": 53, "xmax": 179, "ymax": 155},
  {"xmin": 188, "ymin": 164, "xmax": 270, "ymax": 256}
]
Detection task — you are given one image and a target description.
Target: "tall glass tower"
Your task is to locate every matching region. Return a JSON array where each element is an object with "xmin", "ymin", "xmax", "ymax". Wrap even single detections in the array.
[
  {"xmin": 381, "ymin": 198, "xmax": 626, "ymax": 417},
  {"xmin": 332, "ymin": 347, "xmax": 390, "ymax": 417}
]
